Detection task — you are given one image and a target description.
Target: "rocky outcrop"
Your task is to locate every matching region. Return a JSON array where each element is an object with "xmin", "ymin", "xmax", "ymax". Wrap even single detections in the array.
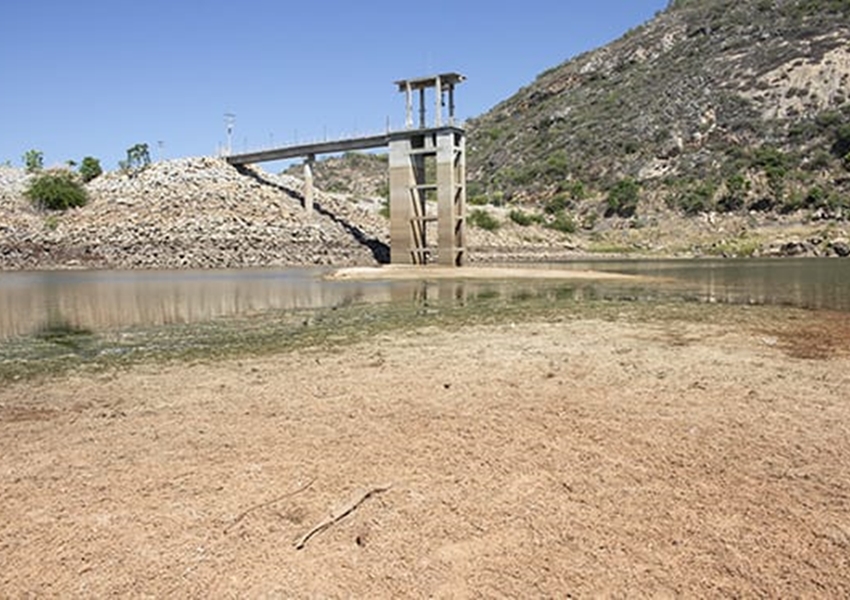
[
  {"xmin": 0, "ymin": 158, "xmax": 389, "ymax": 270},
  {"xmin": 763, "ymin": 236, "xmax": 850, "ymax": 258}
]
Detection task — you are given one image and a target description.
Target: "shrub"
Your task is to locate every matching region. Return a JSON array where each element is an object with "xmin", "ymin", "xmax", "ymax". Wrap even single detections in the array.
[
  {"xmin": 779, "ymin": 191, "xmax": 806, "ymax": 214},
  {"xmin": 717, "ymin": 174, "xmax": 749, "ymax": 212},
  {"xmin": 805, "ymin": 186, "xmax": 828, "ymax": 208},
  {"xmin": 676, "ymin": 181, "xmax": 716, "ymax": 215},
  {"xmin": 509, "ymin": 209, "xmax": 540, "ymax": 226},
  {"xmin": 468, "ymin": 208, "xmax": 501, "ymax": 231},
  {"xmin": 78, "ymin": 156, "xmax": 102, "ymax": 183},
  {"xmin": 544, "ymin": 151, "xmax": 570, "ymax": 178},
  {"xmin": 25, "ymin": 170, "xmax": 88, "ymax": 210},
  {"xmin": 544, "ymin": 192, "xmax": 573, "ymax": 214},
  {"xmin": 546, "ymin": 212, "xmax": 577, "ymax": 233},
  {"xmin": 805, "ymin": 151, "xmax": 833, "ymax": 171},
  {"xmin": 558, "ymin": 180, "xmax": 586, "ymax": 201},
  {"xmin": 120, "ymin": 143, "xmax": 151, "ymax": 175},
  {"xmin": 751, "ymin": 146, "xmax": 789, "ymax": 203},
  {"xmin": 605, "ymin": 178, "xmax": 640, "ymax": 218},
  {"xmin": 822, "ymin": 118, "xmax": 850, "ymax": 158},
  {"xmin": 23, "ymin": 149, "xmax": 43, "ymax": 173}
]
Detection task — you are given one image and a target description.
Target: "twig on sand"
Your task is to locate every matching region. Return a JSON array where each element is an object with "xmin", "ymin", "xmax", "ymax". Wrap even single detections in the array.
[
  {"xmin": 225, "ymin": 478, "xmax": 315, "ymax": 534},
  {"xmin": 295, "ymin": 484, "xmax": 392, "ymax": 550}
]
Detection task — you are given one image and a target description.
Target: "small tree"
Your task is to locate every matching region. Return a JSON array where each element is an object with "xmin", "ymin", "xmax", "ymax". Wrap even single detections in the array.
[
  {"xmin": 25, "ymin": 170, "xmax": 88, "ymax": 210},
  {"xmin": 23, "ymin": 149, "xmax": 44, "ymax": 173},
  {"xmin": 606, "ymin": 178, "xmax": 640, "ymax": 218},
  {"xmin": 79, "ymin": 156, "xmax": 103, "ymax": 183},
  {"xmin": 120, "ymin": 143, "xmax": 151, "ymax": 176}
]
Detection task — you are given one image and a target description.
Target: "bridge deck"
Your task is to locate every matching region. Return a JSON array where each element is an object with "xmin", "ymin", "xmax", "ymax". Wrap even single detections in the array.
[
  {"xmin": 224, "ymin": 126, "xmax": 464, "ymax": 165},
  {"xmin": 225, "ymin": 134, "xmax": 390, "ymax": 165}
]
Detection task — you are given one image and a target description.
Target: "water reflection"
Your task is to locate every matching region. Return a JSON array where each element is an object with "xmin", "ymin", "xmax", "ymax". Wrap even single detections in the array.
[
  {"xmin": 553, "ymin": 258, "xmax": 850, "ymax": 312},
  {"xmin": 0, "ymin": 269, "xmax": 525, "ymax": 340},
  {"xmin": 0, "ymin": 259, "xmax": 848, "ymax": 340}
]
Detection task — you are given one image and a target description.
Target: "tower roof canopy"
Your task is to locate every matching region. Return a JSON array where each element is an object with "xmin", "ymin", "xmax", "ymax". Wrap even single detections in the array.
[{"xmin": 395, "ymin": 73, "xmax": 466, "ymax": 92}]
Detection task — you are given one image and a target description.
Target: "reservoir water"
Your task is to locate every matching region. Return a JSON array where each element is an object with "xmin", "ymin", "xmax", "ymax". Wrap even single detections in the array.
[{"xmin": 0, "ymin": 258, "xmax": 848, "ymax": 341}]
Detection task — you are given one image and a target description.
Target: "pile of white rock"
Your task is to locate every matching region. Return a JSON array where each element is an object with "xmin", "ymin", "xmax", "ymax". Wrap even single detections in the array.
[{"xmin": 0, "ymin": 157, "xmax": 389, "ymax": 270}]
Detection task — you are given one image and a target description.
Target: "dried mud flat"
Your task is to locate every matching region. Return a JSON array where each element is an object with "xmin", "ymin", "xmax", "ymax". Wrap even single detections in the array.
[{"xmin": 2, "ymin": 309, "xmax": 850, "ymax": 597}]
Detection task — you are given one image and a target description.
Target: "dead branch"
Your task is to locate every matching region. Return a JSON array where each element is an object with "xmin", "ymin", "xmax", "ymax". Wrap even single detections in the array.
[
  {"xmin": 295, "ymin": 484, "xmax": 392, "ymax": 550},
  {"xmin": 225, "ymin": 478, "xmax": 315, "ymax": 534}
]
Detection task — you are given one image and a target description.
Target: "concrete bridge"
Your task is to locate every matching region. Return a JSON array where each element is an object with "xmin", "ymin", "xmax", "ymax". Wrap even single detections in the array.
[{"xmin": 225, "ymin": 73, "xmax": 467, "ymax": 266}]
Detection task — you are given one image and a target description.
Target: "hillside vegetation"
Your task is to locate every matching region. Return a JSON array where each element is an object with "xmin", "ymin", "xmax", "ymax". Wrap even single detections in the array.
[{"xmin": 463, "ymin": 0, "xmax": 850, "ymax": 246}]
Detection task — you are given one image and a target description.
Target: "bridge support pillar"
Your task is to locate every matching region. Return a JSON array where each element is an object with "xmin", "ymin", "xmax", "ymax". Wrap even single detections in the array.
[
  {"xmin": 436, "ymin": 129, "xmax": 465, "ymax": 266},
  {"xmin": 303, "ymin": 154, "xmax": 315, "ymax": 214},
  {"xmin": 388, "ymin": 127, "xmax": 465, "ymax": 265}
]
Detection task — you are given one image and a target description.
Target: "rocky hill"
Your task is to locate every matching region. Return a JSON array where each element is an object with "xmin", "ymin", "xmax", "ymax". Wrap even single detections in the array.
[
  {"xmin": 283, "ymin": 152, "xmax": 389, "ymax": 200},
  {"xmin": 467, "ymin": 0, "xmax": 850, "ymax": 220},
  {"xmin": 0, "ymin": 158, "xmax": 391, "ymax": 270},
  {"xmin": 458, "ymin": 0, "xmax": 850, "ymax": 252}
]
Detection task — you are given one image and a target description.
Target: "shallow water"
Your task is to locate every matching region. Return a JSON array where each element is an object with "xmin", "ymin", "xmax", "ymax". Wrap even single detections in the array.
[{"xmin": 0, "ymin": 258, "xmax": 847, "ymax": 341}]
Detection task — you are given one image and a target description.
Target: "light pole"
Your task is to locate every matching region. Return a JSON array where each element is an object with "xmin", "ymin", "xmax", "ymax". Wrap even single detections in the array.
[{"xmin": 224, "ymin": 113, "xmax": 236, "ymax": 155}]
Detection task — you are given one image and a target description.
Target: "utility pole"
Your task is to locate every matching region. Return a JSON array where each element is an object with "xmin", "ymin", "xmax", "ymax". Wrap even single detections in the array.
[{"xmin": 224, "ymin": 113, "xmax": 236, "ymax": 156}]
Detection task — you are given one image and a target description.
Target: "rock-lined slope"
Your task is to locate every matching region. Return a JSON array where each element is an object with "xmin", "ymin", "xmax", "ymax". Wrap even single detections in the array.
[{"xmin": 0, "ymin": 158, "xmax": 389, "ymax": 270}]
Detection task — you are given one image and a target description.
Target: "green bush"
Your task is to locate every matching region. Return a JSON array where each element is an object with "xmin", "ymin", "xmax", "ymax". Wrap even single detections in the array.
[
  {"xmin": 606, "ymin": 178, "xmax": 640, "ymax": 218},
  {"xmin": 78, "ymin": 156, "xmax": 102, "ymax": 183},
  {"xmin": 544, "ymin": 192, "xmax": 573, "ymax": 214},
  {"xmin": 25, "ymin": 170, "xmax": 88, "ymax": 210},
  {"xmin": 546, "ymin": 212, "xmax": 577, "ymax": 233},
  {"xmin": 751, "ymin": 146, "xmax": 789, "ymax": 203},
  {"xmin": 832, "ymin": 124, "xmax": 850, "ymax": 158},
  {"xmin": 676, "ymin": 181, "xmax": 716, "ymax": 215},
  {"xmin": 468, "ymin": 208, "xmax": 501, "ymax": 231},
  {"xmin": 543, "ymin": 151, "xmax": 571, "ymax": 179},
  {"xmin": 779, "ymin": 191, "xmax": 807, "ymax": 214},
  {"xmin": 23, "ymin": 149, "xmax": 43, "ymax": 173},
  {"xmin": 717, "ymin": 174, "xmax": 749, "ymax": 212},
  {"xmin": 508, "ymin": 209, "xmax": 542, "ymax": 226},
  {"xmin": 558, "ymin": 180, "xmax": 586, "ymax": 201}
]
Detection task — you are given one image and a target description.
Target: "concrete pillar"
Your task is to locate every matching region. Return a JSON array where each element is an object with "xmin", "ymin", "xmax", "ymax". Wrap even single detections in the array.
[
  {"xmin": 405, "ymin": 82, "xmax": 413, "ymax": 129},
  {"xmin": 419, "ymin": 88, "xmax": 426, "ymax": 129},
  {"xmin": 389, "ymin": 137, "xmax": 416, "ymax": 264},
  {"xmin": 434, "ymin": 75, "xmax": 442, "ymax": 127},
  {"xmin": 303, "ymin": 154, "xmax": 315, "ymax": 214},
  {"xmin": 436, "ymin": 130, "xmax": 465, "ymax": 266}
]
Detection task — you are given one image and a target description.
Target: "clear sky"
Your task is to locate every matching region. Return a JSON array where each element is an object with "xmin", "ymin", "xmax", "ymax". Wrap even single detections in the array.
[{"xmin": 0, "ymin": 0, "xmax": 668, "ymax": 170}]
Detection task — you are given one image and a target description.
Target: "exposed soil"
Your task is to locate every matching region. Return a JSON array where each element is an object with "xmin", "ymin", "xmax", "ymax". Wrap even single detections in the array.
[{"xmin": 2, "ymin": 311, "xmax": 849, "ymax": 597}]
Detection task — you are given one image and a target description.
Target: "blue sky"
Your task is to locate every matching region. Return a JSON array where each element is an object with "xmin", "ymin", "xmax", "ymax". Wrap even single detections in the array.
[{"xmin": 0, "ymin": 0, "xmax": 668, "ymax": 170}]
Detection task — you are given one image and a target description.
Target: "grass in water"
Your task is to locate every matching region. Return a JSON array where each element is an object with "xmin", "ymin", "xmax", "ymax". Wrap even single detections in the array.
[{"xmin": 0, "ymin": 285, "xmax": 814, "ymax": 384}]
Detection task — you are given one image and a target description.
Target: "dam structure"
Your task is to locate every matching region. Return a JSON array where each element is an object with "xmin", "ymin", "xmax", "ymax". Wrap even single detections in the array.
[{"xmin": 225, "ymin": 73, "xmax": 467, "ymax": 266}]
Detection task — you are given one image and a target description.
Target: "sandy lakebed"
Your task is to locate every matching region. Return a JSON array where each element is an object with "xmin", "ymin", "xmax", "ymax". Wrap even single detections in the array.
[{"xmin": 1, "ymin": 265, "xmax": 849, "ymax": 597}]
